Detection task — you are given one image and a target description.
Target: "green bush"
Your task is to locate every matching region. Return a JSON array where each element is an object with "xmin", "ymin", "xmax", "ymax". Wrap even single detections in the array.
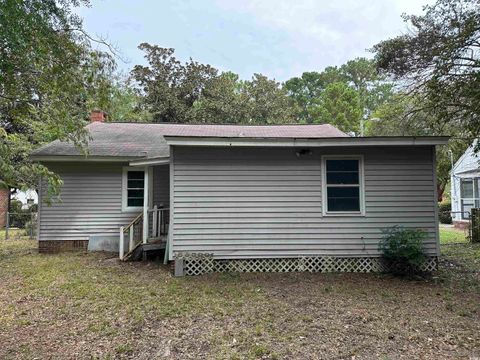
[
  {"xmin": 24, "ymin": 220, "xmax": 37, "ymax": 238},
  {"xmin": 438, "ymin": 201, "xmax": 452, "ymax": 224},
  {"xmin": 378, "ymin": 226, "xmax": 428, "ymax": 275}
]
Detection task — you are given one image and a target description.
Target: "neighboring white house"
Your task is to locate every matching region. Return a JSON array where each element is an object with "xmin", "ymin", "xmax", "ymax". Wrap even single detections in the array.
[{"xmin": 451, "ymin": 140, "xmax": 480, "ymax": 227}]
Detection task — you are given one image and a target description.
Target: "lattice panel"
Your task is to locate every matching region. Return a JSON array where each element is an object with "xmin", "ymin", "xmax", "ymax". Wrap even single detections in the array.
[
  {"xmin": 175, "ymin": 254, "xmax": 438, "ymax": 276},
  {"xmin": 178, "ymin": 253, "xmax": 215, "ymax": 276},
  {"xmin": 419, "ymin": 257, "xmax": 438, "ymax": 272}
]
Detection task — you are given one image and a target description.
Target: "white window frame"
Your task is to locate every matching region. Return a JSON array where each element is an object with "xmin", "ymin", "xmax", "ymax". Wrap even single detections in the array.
[
  {"xmin": 122, "ymin": 166, "xmax": 145, "ymax": 212},
  {"xmin": 460, "ymin": 177, "xmax": 480, "ymax": 219},
  {"xmin": 321, "ymin": 155, "xmax": 365, "ymax": 216}
]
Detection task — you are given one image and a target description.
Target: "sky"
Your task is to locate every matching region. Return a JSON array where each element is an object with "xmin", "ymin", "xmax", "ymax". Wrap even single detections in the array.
[{"xmin": 78, "ymin": 0, "xmax": 433, "ymax": 81}]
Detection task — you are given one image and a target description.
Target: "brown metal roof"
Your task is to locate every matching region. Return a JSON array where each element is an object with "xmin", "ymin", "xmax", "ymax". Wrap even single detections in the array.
[{"xmin": 31, "ymin": 122, "xmax": 348, "ymax": 159}]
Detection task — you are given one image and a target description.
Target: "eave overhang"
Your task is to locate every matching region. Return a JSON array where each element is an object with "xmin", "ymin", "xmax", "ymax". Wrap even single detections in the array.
[
  {"xmin": 30, "ymin": 155, "xmax": 141, "ymax": 162},
  {"xmin": 128, "ymin": 156, "xmax": 171, "ymax": 166},
  {"xmin": 164, "ymin": 136, "xmax": 450, "ymax": 147}
]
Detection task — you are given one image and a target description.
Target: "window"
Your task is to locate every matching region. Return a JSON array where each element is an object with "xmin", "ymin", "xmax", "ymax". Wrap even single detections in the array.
[
  {"xmin": 122, "ymin": 168, "xmax": 145, "ymax": 211},
  {"xmin": 322, "ymin": 156, "xmax": 364, "ymax": 215},
  {"xmin": 460, "ymin": 178, "xmax": 480, "ymax": 219}
]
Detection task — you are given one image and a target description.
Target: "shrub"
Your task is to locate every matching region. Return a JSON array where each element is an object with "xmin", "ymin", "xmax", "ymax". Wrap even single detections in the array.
[
  {"xmin": 378, "ymin": 226, "xmax": 427, "ymax": 276},
  {"xmin": 438, "ymin": 201, "xmax": 452, "ymax": 224},
  {"xmin": 24, "ymin": 220, "xmax": 37, "ymax": 238}
]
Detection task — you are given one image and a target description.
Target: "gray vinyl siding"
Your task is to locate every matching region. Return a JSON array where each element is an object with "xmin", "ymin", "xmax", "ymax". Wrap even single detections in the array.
[
  {"xmin": 39, "ymin": 163, "xmax": 140, "ymax": 241},
  {"xmin": 170, "ymin": 146, "xmax": 438, "ymax": 259}
]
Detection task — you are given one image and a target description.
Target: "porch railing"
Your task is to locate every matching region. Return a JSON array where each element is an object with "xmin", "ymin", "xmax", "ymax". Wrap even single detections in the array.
[
  {"xmin": 148, "ymin": 205, "xmax": 169, "ymax": 239},
  {"xmin": 119, "ymin": 212, "xmax": 143, "ymax": 260},
  {"xmin": 119, "ymin": 206, "xmax": 169, "ymax": 260}
]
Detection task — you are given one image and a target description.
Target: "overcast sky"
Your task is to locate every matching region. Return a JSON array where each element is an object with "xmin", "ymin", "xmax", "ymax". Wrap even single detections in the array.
[{"xmin": 78, "ymin": 0, "xmax": 433, "ymax": 81}]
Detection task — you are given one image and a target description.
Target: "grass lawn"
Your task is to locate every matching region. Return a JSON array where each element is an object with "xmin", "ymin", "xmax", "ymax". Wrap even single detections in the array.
[
  {"xmin": 0, "ymin": 228, "xmax": 29, "ymax": 241},
  {"xmin": 439, "ymin": 226, "xmax": 469, "ymax": 245},
  {"xmin": 0, "ymin": 238, "xmax": 479, "ymax": 359}
]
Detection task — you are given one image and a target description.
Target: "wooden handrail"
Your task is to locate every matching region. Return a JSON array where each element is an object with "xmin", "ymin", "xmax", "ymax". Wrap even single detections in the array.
[
  {"xmin": 120, "ymin": 212, "xmax": 144, "ymax": 260},
  {"xmin": 123, "ymin": 212, "xmax": 143, "ymax": 232},
  {"xmin": 120, "ymin": 208, "xmax": 170, "ymax": 260}
]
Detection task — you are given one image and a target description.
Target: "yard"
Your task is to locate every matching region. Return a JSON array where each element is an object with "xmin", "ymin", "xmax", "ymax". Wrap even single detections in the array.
[{"xmin": 0, "ymin": 229, "xmax": 479, "ymax": 359}]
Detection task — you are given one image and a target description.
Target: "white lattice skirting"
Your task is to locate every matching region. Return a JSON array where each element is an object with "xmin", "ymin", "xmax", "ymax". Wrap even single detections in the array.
[{"xmin": 174, "ymin": 253, "xmax": 439, "ymax": 276}]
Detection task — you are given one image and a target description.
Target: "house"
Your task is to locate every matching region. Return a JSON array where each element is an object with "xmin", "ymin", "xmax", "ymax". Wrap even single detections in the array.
[
  {"xmin": 451, "ymin": 141, "xmax": 479, "ymax": 229},
  {"xmin": 31, "ymin": 111, "xmax": 448, "ymax": 276}
]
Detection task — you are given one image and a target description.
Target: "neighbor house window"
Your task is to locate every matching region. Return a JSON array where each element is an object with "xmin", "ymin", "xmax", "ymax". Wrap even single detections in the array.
[
  {"xmin": 122, "ymin": 167, "xmax": 145, "ymax": 211},
  {"xmin": 460, "ymin": 178, "xmax": 480, "ymax": 219},
  {"xmin": 322, "ymin": 156, "xmax": 364, "ymax": 215}
]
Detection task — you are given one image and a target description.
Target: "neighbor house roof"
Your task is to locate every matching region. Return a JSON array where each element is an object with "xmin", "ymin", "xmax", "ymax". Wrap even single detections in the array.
[{"xmin": 31, "ymin": 122, "xmax": 348, "ymax": 160}]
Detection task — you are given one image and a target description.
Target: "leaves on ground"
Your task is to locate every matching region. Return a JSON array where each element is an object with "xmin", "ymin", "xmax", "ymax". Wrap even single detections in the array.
[{"xmin": 0, "ymin": 238, "xmax": 479, "ymax": 359}]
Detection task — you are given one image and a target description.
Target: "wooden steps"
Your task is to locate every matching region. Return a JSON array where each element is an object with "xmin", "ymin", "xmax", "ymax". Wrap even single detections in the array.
[{"xmin": 123, "ymin": 241, "xmax": 167, "ymax": 261}]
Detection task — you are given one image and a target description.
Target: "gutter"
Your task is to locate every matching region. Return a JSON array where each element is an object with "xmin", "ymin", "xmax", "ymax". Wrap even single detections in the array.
[
  {"xmin": 129, "ymin": 156, "xmax": 170, "ymax": 166},
  {"xmin": 30, "ymin": 155, "xmax": 141, "ymax": 162},
  {"xmin": 163, "ymin": 136, "xmax": 450, "ymax": 147}
]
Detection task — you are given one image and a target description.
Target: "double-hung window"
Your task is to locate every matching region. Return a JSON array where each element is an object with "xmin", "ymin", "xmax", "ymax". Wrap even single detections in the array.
[
  {"xmin": 322, "ymin": 156, "xmax": 364, "ymax": 215},
  {"xmin": 460, "ymin": 178, "xmax": 480, "ymax": 219},
  {"xmin": 122, "ymin": 167, "xmax": 145, "ymax": 211}
]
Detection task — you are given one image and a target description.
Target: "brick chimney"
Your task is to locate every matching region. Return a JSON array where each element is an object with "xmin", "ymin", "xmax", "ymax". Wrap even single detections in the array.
[
  {"xmin": 90, "ymin": 110, "xmax": 107, "ymax": 123},
  {"xmin": 0, "ymin": 188, "xmax": 9, "ymax": 229}
]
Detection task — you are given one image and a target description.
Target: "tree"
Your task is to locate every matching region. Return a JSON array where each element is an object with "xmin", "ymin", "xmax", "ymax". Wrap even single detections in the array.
[
  {"xmin": 242, "ymin": 74, "xmax": 297, "ymax": 124},
  {"xmin": 340, "ymin": 58, "xmax": 394, "ymax": 121},
  {"xmin": 314, "ymin": 82, "xmax": 363, "ymax": 133},
  {"xmin": 192, "ymin": 72, "xmax": 254, "ymax": 124},
  {"xmin": 0, "ymin": 0, "xmax": 116, "ymax": 196},
  {"xmin": 94, "ymin": 74, "xmax": 152, "ymax": 122},
  {"xmin": 373, "ymin": 0, "xmax": 480, "ymax": 138},
  {"xmin": 367, "ymin": 94, "xmax": 469, "ymax": 200},
  {"xmin": 285, "ymin": 68, "xmax": 346, "ymax": 124},
  {"xmin": 132, "ymin": 44, "xmax": 297, "ymax": 124},
  {"xmin": 285, "ymin": 58, "xmax": 393, "ymax": 132},
  {"xmin": 131, "ymin": 43, "xmax": 218, "ymax": 123}
]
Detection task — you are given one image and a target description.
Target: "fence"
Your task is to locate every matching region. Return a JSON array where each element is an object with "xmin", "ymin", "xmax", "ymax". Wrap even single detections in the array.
[
  {"xmin": 472, "ymin": 208, "xmax": 480, "ymax": 243},
  {"xmin": 4, "ymin": 212, "xmax": 38, "ymax": 240}
]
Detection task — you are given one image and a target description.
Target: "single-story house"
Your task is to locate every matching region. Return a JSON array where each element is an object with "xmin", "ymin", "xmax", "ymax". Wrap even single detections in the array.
[
  {"xmin": 31, "ymin": 112, "xmax": 448, "ymax": 276},
  {"xmin": 451, "ymin": 140, "xmax": 479, "ymax": 228}
]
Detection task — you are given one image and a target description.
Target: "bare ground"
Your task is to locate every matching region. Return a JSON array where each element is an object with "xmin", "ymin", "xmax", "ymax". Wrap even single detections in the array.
[{"xmin": 0, "ymin": 239, "xmax": 479, "ymax": 359}]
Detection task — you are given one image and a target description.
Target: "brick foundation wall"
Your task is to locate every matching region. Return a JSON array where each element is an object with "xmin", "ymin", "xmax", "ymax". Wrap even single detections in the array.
[
  {"xmin": 38, "ymin": 240, "xmax": 89, "ymax": 254},
  {"xmin": 0, "ymin": 188, "xmax": 8, "ymax": 229}
]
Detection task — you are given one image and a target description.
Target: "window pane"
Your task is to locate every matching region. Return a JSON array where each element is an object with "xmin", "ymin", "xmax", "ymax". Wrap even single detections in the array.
[
  {"xmin": 326, "ymin": 159, "xmax": 358, "ymax": 172},
  {"xmin": 326, "ymin": 159, "xmax": 359, "ymax": 184},
  {"xmin": 461, "ymin": 179, "xmax": 474, "ymax": 198},
  {"xmin": 327, "ymin": 187, "xmax": 359, "ymax": 198},
  {"xmin": 326, "ymin": 172, "xmax": 359, "ymax": 184},
  {"xmin": 461, "ymin": 200, "xmax": 474, "ymax": 219},
  {"xmin": 126, "ymin": 171, "xmax": 144, "ymax": 207},
  {"xmin": 128, "ymin": 198, "xmax": 144, "ymax": 207},
  {"xmin": 328, "ymin": 197, "xmax": 360, "ymax": 212},
  {"xmin": 128, "ymin": 189, "xmax": 144, "ymax": 198},
  {"xmin": 327, "ymin": 186, "xmax": 360, "ymax": 212},
  {"xmin": 128, "ymin": 179, "xmax": 144, "ymax": 189},
  {"xmin": 128, "ymin": 171, "xmax": 144, "ymax": 180}
]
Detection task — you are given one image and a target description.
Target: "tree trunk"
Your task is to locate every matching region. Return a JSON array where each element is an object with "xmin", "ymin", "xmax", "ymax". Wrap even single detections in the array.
[{"xmin": 437, "ymin": 183, "xmax": 445, "ymax": 203}]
